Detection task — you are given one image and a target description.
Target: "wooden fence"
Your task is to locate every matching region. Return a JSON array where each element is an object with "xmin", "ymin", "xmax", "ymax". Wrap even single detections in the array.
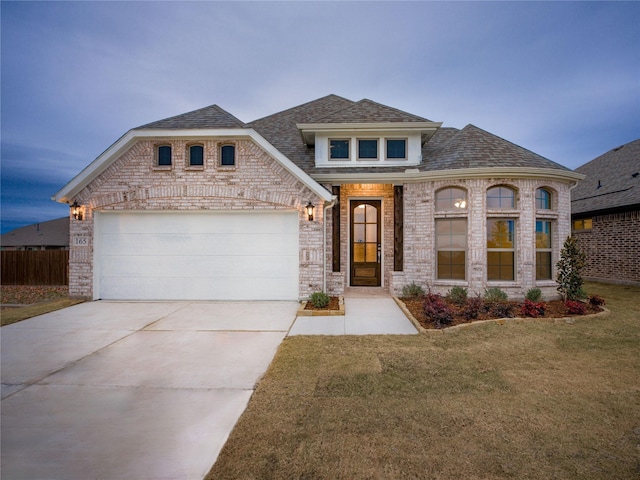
[{"xmin": 1, "ymin": 250, "xmax": 69, "ymax": 285}]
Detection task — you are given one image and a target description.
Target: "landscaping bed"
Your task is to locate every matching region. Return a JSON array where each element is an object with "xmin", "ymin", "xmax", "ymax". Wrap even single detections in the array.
[
  {"xmin": 303, "ymin": 296, "xmax": 341, "ymax": 311},
  {"xmin": 1, "ymin": 285, "xmax": 69, "ymax": 307},
  {"xmin": 400, "ymin": 296, "xmax": 603, "ymax": 330}
]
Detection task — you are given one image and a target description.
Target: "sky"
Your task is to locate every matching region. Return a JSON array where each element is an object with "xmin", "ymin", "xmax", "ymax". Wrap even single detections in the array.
[{"xmin": 1, "ymin": 1, "xmax": 639, "ymax": 234}]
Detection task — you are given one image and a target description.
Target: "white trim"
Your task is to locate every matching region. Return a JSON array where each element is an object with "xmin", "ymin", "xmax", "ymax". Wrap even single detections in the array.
[{"xmin": 52, "ymin": 128, "xmax": 333, "ymax": 204}]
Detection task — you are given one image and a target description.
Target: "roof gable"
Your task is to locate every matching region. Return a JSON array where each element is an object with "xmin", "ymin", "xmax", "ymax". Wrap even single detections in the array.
[
  {"xmin": 571, "ymin": 138, "xmax": 640, "ymax": 214},
  {"xmin": 135, "ymin": 104, "xmax": 245, "ymax": 129}
]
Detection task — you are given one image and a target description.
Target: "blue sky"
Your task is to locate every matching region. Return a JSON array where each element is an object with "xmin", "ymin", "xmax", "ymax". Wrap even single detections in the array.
[{"xmin": 1, "ymin": 1, "xmax": 639, "ymax": 233}]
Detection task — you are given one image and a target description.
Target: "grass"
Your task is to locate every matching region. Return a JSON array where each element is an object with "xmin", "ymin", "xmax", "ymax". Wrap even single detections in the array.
[
  {"xmin": 1, "ymin": 298, "xmax": 84, "ymax": 326},
  {"xmin": 207, "ymin": 282, "xmax": 640, "ymax": 479}
]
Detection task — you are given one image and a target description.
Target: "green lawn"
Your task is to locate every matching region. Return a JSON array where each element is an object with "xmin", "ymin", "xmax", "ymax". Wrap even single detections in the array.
[{"xmin": 208, "ymin": 282, "xmax": 640, "ymax": 479}]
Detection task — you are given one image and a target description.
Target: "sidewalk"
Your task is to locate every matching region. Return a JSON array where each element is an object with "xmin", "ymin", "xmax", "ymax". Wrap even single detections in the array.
[{"xmin": 288, "ymin": 289, "xmax": 418, "ymax": 335}]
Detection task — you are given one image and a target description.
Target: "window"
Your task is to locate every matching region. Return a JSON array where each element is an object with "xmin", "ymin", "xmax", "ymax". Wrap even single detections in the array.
[
  {"xmin": 487, "ymin": 219, "xmax": 515, "ymax": 281},
  {"xmin": 573, "ymin": 218, "xmax": 592, "ymax": 230},
  {"xmin": 189, "ymin": 145, "xmax": 204, "ymax": 166},
  {"xmin": 436, "ymin": 187, "xmax": 467, "ymax": 211},
  {"xmin": 220, "ymin": 145, "xmax": 235, "ymax": 166},
  {"xmin": 157, "ymin": 145, "xmax": 172, "ymax": 166},
  {"xmin": 436, "ymin": 219, "xmax": 467, "ymax": 280},
  {"xmin": 358, "ymin": 139, "xmax": 378, "ymax": 160},
  {"xmin": 330, "ymin": 139, "xmax": 350, "ymax": 159},
  {"xmin": 487, "ymin": 186, "xmax": 516, "ymax": 209},
  {"xmin": 386, "ymin": 139, "xmax": 406, "ymax": 159},
  {"xmin": 535, "ymin": 188, "xmax": 551, "ymax": 210},
  {"xmin": 536, "ymin": 220, "xmax": 552, "ymax": 280}
]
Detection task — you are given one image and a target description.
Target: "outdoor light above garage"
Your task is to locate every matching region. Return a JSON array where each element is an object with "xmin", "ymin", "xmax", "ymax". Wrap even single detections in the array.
[
  {"xmin": 70, "ymin": 201, "xmax": 83, "ymax": 221},
  {"xmin": 306, "ymin": 202, "xmax": 315, "ymax": 221}
]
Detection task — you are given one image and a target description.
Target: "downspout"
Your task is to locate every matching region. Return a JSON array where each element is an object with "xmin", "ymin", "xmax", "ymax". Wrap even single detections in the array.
[{"xmin": 323, "ymin": 195, "xmax": 338, "ymax": 293}]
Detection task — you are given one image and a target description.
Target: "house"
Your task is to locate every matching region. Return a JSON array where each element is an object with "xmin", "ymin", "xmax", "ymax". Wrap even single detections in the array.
[
  {"xmin": 571, "ymin": 138, "xmax": 640, "ymax": 285},
  {"xmin": 0, "ymin": 217, "xmax": 69, "ymax": 251},
  {"xmin": 53, "ymin": 95, "xmax": 583, "ymax": 301}
]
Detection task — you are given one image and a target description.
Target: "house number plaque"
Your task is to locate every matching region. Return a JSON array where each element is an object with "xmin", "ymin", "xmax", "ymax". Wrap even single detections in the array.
[{"xmin": 73, "ymin": 237, "xmax": 89, "ymax": 247}]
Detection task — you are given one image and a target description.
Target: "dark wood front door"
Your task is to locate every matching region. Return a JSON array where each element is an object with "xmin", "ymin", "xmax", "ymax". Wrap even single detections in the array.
[{"xmin": 350, "ymin": 200, "xmax": 381, "ymax": 286}]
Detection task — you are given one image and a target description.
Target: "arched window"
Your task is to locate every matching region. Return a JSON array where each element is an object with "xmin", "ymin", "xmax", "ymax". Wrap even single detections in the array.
[
  {"xmin": 220, "ymin": 144, "xmax": 235, "ymax": 166},
  {"xmin": 189, "ymin": 144, "xmax": 204, "ymax": 166},
  {"xmin": 535, "ymin": 188, "xmax": 551, "ymax": 210},
  {"xmin": 487, "ymin": 186, "xmax": 516, "ymax": 209},
  {"xmin": 435, "ymin": 187, "xmax": 467, "ymax": 211},
  {"xmin": 157, "ymin": 145, "xmax": 172, "ymax": 166}
]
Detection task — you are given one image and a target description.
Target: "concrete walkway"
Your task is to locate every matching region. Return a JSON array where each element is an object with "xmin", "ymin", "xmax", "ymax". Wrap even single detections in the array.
[
  {"xmin": 289, "ymin": 289, "xmax": 418, "ymax": 335},
  {"xmin": 1, "ymin": 292, "xmax": 416, "ymax": 479}
]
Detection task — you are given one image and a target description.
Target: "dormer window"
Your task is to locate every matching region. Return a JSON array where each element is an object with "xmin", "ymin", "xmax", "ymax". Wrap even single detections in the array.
[
  {"xmin": 358, "ymin": 139, "xmax": 378, "ymax": 160},
  {"xmin": 386, "ymin": 139, "xmax": 406, "ymax": 159},
  {"xmin": 330, "ymin": 139, "xmax": 350, "ymax": 160}
]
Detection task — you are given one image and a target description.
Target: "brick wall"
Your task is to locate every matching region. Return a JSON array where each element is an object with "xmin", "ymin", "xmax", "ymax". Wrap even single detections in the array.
[
  {"xmin": 69, "ymin": 138, "xmax": 325, "ymax": 299},
  {"xmin": 574, "ymin": 209, "xmax": 640, "ymax": 285}
]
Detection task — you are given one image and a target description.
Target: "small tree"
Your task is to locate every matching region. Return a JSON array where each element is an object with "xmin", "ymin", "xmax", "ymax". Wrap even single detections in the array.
[{"xmin": 556, "ymin": 235, "xmax": 586, "ymax": 301}]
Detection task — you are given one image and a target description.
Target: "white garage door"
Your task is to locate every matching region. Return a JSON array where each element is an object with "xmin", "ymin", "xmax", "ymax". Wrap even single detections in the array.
[{"xmin": 94, "ymin": 211, "xmax": 299, "ymax": 300}]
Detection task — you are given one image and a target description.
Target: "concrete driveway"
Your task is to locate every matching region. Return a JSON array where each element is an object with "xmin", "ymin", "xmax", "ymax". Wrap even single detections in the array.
[{"xmin": 1, "ymin": 300, "xmax": 299, "ymax": 480}]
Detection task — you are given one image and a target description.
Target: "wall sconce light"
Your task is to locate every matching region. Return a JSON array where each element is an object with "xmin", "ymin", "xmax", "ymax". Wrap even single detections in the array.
[
  {"xmin": 305, "ymin": 201, "xmax": 315, "ymax": 221},
  {"xmin": 71, "ymin": 201, "xmax": 83, "ymax": 221}
]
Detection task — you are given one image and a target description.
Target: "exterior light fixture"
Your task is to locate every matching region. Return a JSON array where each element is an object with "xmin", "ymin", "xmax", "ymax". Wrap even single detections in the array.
[
  {"xmin": 305, "ymin": 201, "xmax": 315, "ymax": 221},
  {"xmin": 71, "ymin": 201, "xmax": 83, "ymax": 221}
]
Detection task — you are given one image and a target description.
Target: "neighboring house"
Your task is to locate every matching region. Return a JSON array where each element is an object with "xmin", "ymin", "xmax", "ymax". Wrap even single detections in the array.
[
  {"xmin": 53, "ymin": 95, "xmax": 582, "ymax": 300},
  {"xmin": 571, "ymin": 139, "xmax": 640, "ymax": 285},
  {"xmin": 0, "ymin": 217, "xmax": 69, "ymax": 251}
]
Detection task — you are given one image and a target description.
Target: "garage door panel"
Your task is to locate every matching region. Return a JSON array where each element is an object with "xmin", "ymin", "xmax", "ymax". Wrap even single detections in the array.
[{"xmin": 96, "ymin": 212, "xmax": 299, "ymax": 300}]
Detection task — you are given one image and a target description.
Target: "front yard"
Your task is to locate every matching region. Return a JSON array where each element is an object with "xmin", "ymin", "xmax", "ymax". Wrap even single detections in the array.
[{"xmin": 208, "ymin": 282, "xmax": 640, "ymax": 479}]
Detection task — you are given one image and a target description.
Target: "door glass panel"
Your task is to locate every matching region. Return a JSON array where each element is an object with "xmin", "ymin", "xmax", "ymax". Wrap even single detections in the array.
[
  {"xmin": 365, "ymin": 243, "xmax": 377, "ymax": 262},
  {"xmin": 354, "ymin": 205, "xmax": 366, "ymax": 223},
  {"xmin": 366, "ymin": 223, "xmax": 377, "ymax": 243},
  {"xmin": 353, "ymin": 243, "xmax": 365, "ymax": 262},
  {"xmin": 354, "ymin": 224, "xmax": 365, "ymax": 243},
  {"xmin": 365, "ymin": 204, "xmax": 376, "ymax": 221}
]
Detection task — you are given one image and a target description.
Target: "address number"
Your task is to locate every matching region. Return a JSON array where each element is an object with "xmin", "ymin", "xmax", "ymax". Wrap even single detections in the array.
[{"xmin": 73, "ymin": 237, "xmax": 89, "ymax": 246}]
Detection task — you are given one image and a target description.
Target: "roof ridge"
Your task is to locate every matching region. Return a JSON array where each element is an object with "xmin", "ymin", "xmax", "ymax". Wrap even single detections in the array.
[
  {"xmin": 247, "ymin": 94, "xmax": 353, "ymax": 125},
  {"xmin": 135, "ymin": 104, "xmax": 245, "ymax": 129}
]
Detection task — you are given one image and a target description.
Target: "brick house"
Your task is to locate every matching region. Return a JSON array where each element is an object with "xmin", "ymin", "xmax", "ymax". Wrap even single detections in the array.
[
  {"xmin": 571, "ymin": 138, "xmax": 640, "ymax": 285},
  {"xmin": 53, "ymin": 95, "xmax": 582, "ymax": 300}
]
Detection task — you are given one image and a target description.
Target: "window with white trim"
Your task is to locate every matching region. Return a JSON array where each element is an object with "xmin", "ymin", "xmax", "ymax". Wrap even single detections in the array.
[
  {"xmin": 436, "ymin": 218, "xmax": 467, "ymax": 280},
  {"xmin": 157, "ymin": 145, "xmax": 172, "ymax": 166},
  {"xmin": 189, "ymin": 144, "xmax": 204, "ymax": 167},
  {"xmin": 536, "ymin": 220, "xmax": 552, "ymax": 280},
  {"xmin": 487, "ymin": 218, "xmax": 515, "ymax": 281},
  {"xmin": 330, "ymin": 139, "xmax": 350, "ymax": 160},
  {"xmin": 220, "ymin": 144, "xmax": 235, "ymax": 166}
]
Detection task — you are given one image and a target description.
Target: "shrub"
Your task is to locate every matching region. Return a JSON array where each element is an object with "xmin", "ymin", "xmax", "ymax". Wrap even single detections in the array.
[
  {"xmin": 565, "ymin": 300, "xmax": 586, "ymax": 315},
  {"xmin": 490, "ymin": 301, "xmax": 515, "ymax": 318},
  {"xmin": 423, "ymin": 293, "xmax": 454, "ymax": 329},
  {"xmin": 589, "ymin": 295, "xmax": 606, "ymax": 307},
  {"xmin": 520, "ymin": 299, "xmax": 546, "ymax": 318},
  {"xmin": 484, "ymin": 287, "xmax": 508, "ymax": 303},
  {"xmin": 556, "ymin": 236, "xmax": 587, "ymax": 301},
  {"xmin": 402, "ymin": 282, "xmax": 425, "ymax": 299},
  {"xmin": 447, "ymin": 286, "xmax": 468, "ymax": 306},
  {"xmin": 309, "ymin": 291, "xmax": 330, "ymax": 308},
  {"xmin": 525, "ymin": 287, "xmax": 543, "ymax": 302},
  {"xmin": 462, "ymin": 295, "xmax": 485, "ymax": 321}
]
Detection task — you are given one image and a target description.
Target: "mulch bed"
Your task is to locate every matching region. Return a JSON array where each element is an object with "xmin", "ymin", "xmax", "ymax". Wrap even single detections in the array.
[
  {"xmin": 1, "ymin": 285, "xmax": 69, "ymax": 306},
  {"xmin": 304, "ymin": 296, "xmax": 341, "ymax": 311},
  {"xmin": 400, "ymin": 297, "xmax": 603, "ymax": 330}
]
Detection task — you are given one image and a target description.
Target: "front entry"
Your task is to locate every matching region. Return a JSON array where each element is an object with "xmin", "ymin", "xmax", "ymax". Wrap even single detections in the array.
[{"xmin": 350, "ymin": 200, "xmax": 381, "ymax": 286}]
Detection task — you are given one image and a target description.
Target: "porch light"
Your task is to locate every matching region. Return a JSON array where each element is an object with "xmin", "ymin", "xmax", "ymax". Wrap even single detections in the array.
[
  {"xmin": 70, "ymin": 201, "xmax": 83, "ymax": 221},
  {"xmin": 305, "ymin": 201, "xmax": 315, "ymax": 221}
]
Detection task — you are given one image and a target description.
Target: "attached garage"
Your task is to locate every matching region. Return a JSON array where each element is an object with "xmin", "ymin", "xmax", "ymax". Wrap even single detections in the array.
[{"xmin": 94, "ymin": 211, "xmax": 299, "ymax": 301}]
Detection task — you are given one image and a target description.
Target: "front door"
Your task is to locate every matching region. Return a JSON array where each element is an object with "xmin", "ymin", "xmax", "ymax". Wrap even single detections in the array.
[{"xmin": 350, "ymin": 200, "xmax": 381, "ymax": 286}]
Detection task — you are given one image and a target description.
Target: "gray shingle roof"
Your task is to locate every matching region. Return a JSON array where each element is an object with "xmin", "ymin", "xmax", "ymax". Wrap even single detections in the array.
[
  {"xmin": 135, "ymin": 104, "xmax": 245, "ymax": 129},
  {"xmin": 571, "ymin": 138, "xmax": 640, "ymax": 215},
  {"xmin": 312, "ymin": 98, "xmax": 432, "ymax": 123},
  {"xmin": 1, "ymin": 217, "xmax": 69, "ymax": 248}
]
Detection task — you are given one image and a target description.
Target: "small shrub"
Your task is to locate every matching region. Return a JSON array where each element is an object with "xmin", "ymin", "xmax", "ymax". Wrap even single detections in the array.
[
  {"xmin": 484, "ymin": 287, "xmax": 508, "ymax": 303},
  {"xmin": 525, "ymin": 287, "xmax": 543, "ymax": 302},
  {"xmin": 423, "ymin": 293, "xmax": 454, "ymax": 329},
  {"xmin": 490, "ymin": 301, "xmax": 515, "ymax": 318},
  {"xmin": 588, "ymin": 295, "xmax": 606, "ymax": 307},
  {"xmin": 309, "ymin": 291, "xmax": 330, "ymax": 308},
  {"xmin": 520, "ymin": 299, "xmax": 546, "ymax": 318},
  {"xmin": 447, "ymin": 286, "xmax": 468, "ymax": 306},
  {"xmin": 402, "ymin": 282, "xmax": 425, "ymax": 299},
  {"xmin": 565, "ymin": 300, "xmax": 586, "ymax": 315},
  {"xmin": 462, "ymin": 295, "xmax": 485, "ymax": 321}
]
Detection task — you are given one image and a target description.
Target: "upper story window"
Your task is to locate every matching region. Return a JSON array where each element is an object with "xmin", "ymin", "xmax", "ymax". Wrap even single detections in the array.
[
  {"xmin": 330, "ymin": 139, "xmax": 350, "ymax": 160},
  {"xmin": 157, "ymin": 145, "xmax": 172, "ymax": 166},
  {"xmin": 535, "ymin": 188, "xmax": 551, "ymax": 210},
  {"xmin": 573, "ymin": 218, "xmax": 592, "ymax": 231},
  {"xmin": 487, "ymin": 186, "xmax": 516, "ymax": 209},
  {"xmin": 386, "ymin": 139, "xmax": 406, "ymax": 159},
  {"xmin": 436, "ymin": 187, "xmax": 467, "ymax": 211},
  {"xmin": 220, "ymin": 144, "xmax": 236, "ymax": 166},
  {"xmin": 358, "ymin": 139, "xmax": 378, "ymax": 160},
  {"xmin": 189, "ymin": 144, "xmax": 204, "ymax": 166}
]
